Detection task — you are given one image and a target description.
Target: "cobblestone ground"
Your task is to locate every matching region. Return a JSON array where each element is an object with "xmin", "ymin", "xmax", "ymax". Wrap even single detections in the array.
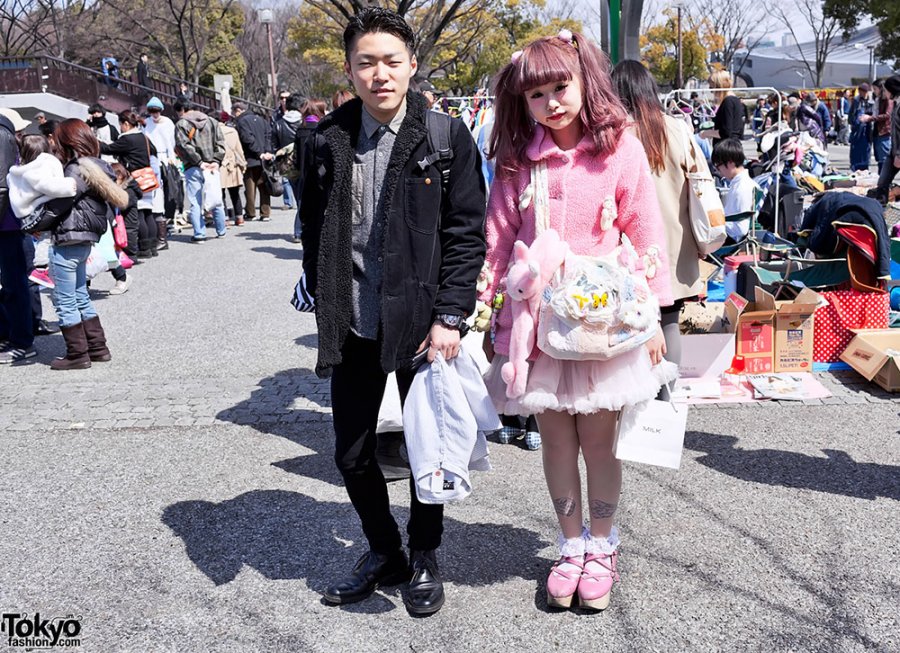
[{"xmin": 1, "ymin": 208, "xmax": 898, "ymax": 653}]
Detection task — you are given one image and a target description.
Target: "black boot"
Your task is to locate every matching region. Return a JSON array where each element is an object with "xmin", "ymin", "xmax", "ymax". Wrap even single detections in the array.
[
  {"xmin": 50, "ymin": 322, "xmax": 91, "ymax": 370},
  {"xmin": 323, "ymin": 550, "xmax": 409, "ymax": 605},
  {"xmin": 405, "ymin": 549, "xmax": 445, "ymax": 616},
  {"xmin": 136, "ymin": 238, "xmax": 153, "ymax": 259},
  {"xmin": 156, "ymin": 218, "xmax": 169, "ymax": 250}
]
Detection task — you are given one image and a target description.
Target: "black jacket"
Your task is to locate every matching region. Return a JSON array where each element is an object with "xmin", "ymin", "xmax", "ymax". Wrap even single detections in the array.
[
  {"xmin": 0, "ymin": 115, "xmax": 17, "ymax": 232},
  {"xmin": 100, "ymin": 131, "xmax": 157, "ymax": 172},
  {"xmin": 271, "ymin": 110, "xmax": 302, "ymax": 151},
  {"xmin": 35, "ymin": 158, "xmax": 129, "ymax": 245},
  {"xmin": 801, "ymin": 192, "xmax": 891, "ymax": 277},
  {"xmin": 235, "ymin": 112, "xmax": 272, "ymax": 167},
  {"xmin": 300, "ymin": 91, "xmax": 486, "ymax": 377}
]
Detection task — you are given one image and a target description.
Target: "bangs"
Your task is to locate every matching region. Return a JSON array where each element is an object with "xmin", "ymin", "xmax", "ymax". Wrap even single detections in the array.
[{"xmin": 512, "ymin": 39, "xmax": 578, "ymax": 94}]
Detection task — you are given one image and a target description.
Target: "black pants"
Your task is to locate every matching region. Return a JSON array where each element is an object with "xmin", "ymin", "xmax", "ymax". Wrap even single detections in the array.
[
  {"xmin": 331, "ymin": 333, "xmax": 443, "ymax": 554},
  {"xmin": 123, "ymin": 207, "xmax": 141, "ymax": 257},
  {"xmin": 0, "ymin": 232, "xmax": 33, "ymax": 348},
  {"xmin": 222, "ymin": 186, "xmax": 243, "ymax": 218},
  {"xmin": 137, "ymin": 209, "xmax": 157, "ymax": 252},
  {"xmin": 22, "ymin": 233, "xmax": 42, "ymax": 325},
  {"xmin": 875, "ymin": 156, "xmax": 899, "ymax": 201}
]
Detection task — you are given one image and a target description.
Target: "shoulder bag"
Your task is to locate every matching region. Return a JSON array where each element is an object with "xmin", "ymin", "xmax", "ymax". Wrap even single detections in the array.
[
  {"xmin": 679, "ymin": 122, "xmax": 726, "ymax": 256},
  {"xmin": 130, "ymin": 136, "xmax": 160, "ymax": 193},
  {"xmin": 533, "ymin": 161, "xmax": 660, "ymax": 361}
]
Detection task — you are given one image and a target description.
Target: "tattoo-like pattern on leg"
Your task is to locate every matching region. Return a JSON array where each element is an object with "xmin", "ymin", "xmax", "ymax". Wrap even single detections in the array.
[
  {"xmin": 552, "ymin": 497, "xmax": 577, "ymax": 517},
  {"xmin": 589, "ymin": 499, "xmax": 617, "ymax": 520}
]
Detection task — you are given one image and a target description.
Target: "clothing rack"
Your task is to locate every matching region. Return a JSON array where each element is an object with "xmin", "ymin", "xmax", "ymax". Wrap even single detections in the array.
[{"xmin": 664, "ymin": 86, "xmax": 785, "ymax": 240}]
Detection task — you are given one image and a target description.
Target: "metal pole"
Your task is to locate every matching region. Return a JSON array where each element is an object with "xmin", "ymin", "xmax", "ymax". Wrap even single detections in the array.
[
  {"xmin": 609, "ymin": 0, "xmax": 621, "ymax": 64},
  {"xmin": 869, "ymin": 46, "xmax": 875, "ymax": 82},
  {"xmin": 676, "ymin": 5, "xmax": 683, "ymax": 91},
  {"xmin": 266, "ymin": 22, "xmax": 278, "ymax": 108}
]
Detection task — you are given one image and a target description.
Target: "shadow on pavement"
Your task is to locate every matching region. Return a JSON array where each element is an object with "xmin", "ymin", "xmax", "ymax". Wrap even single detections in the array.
[
  {"xmin": 684, "ymin": 432, "xmax": 900, "ymax": 500},
  {"xmin": 216, "ymin": 367, "xmax": 340, "ymax": 486},
  {"xmin": 236, "ymin": 232, "xmax": 299, "ymax": 243},
  {"xmin": 251, "ymin": 245, "xmax": 302, "ymax": 261},
  {"xmin": 294, "ymin": 333, "xmax": 318, "ymax": 348},
  {"xmin": 162, "ymin": 489, "xmax": 548, "ymax": 593}
]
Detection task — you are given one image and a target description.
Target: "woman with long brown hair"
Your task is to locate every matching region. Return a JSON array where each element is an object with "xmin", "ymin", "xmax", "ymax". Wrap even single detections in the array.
[
  {"xmin": 612, "ymin": 59, "xmax": 704, "ymax": 370},
  {"xmin": 32, "ymin": 119, "xmax": 128, "ymax": 369}
]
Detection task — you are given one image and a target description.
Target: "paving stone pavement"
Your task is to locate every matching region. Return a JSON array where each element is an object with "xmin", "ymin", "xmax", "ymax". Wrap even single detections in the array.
[{"xmin": 1, "ymin": 208, "xmax": 898, "ymax": 652}]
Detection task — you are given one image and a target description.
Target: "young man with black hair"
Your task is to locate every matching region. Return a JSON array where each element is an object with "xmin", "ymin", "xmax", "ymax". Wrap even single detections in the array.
[
  {"xmin": 299, "ymin": 7, "xmax": 486, "ymax": 616},
  {"xmin": 712, "ymin": 137, "xmax": 761, "ymax": 242}
]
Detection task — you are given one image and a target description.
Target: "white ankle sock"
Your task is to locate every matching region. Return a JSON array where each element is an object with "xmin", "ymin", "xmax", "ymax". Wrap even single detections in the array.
[{"xmin": 585, "ymin": 526, "xmax": 620, "ymax": 555}]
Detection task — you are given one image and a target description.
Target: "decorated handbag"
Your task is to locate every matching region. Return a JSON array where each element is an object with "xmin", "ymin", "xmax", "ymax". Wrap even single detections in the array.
[
  {"xmin": 529, "ymin": 161, "xmax": 661, "ymax": 361},
  {"xmin": 130, "ymin": 137, "xmax": 160, "ymax": 193}
]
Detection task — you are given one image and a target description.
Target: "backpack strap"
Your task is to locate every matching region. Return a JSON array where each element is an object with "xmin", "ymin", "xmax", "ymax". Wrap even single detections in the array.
[{"xmin": 419, "ymin": 111, "xmax": 454, "ymax": 193}]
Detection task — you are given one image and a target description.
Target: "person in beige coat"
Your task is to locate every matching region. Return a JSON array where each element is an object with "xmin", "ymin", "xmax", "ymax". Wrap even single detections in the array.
[
  {"xmin": 612, "ymin": 60, "xmax": 704, "ymax": 368},
  {"xmin": 220, "ymin": 119, "xmax": 247, "ymax": 225}
]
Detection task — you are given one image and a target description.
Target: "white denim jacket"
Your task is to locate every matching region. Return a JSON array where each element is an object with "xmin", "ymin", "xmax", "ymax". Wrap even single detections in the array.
[{"xmin": 403, "ymin": 348, "xmax": 500, "ymax": 504}]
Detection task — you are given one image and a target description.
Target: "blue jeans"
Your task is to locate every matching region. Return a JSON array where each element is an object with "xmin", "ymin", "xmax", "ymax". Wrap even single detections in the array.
[
  {"xmin": 49, "ymin": 242, "xmax": 97, "ymax": 328},
  {"xmin": 874, "ymin": 134, "xmax": 891, "ymax": 173},
  {"xmin": 282, "ymin": 176, "xmax": 295, "ymax": 208},
  {"xmin": 0, "ymin": 231, "xmax": 34, "ymax": 348},
  {"xmin": 184, "ymin": 166, "xmax": 227, "ymax": 238}
]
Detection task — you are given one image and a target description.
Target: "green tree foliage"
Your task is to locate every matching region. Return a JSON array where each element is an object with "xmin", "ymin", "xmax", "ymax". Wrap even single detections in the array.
[
  {"xmin": 285, "ymin": 0, "xmax": 583, "ymax": 97},
  {"xmin": 824, "ymin": 0, "xmax": 900, "ymax": 67},
  {"xmin": 640, "ymin": 9, "xmax": 712, "ymax": 88}
]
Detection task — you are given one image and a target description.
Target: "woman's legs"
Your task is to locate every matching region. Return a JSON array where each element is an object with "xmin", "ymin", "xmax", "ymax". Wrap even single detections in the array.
[
  {"xmin": 536, "ymin": 410, "xmax": 583, "ymax": 539},
  {"xmin": 576, "ymin": 410, "xmax": 621, "ymax": 539}
]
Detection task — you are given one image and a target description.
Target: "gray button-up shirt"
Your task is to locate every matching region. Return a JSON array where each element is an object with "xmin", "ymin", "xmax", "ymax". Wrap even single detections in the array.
[{"xmin": 350, "ymin": 102, "xmax": 407, "ymax": 340}]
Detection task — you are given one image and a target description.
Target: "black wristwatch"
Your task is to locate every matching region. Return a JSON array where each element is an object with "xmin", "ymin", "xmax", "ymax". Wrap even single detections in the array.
[{"xmin": 435, "ymin": 313, "xmax": 464, "ymax": 330}]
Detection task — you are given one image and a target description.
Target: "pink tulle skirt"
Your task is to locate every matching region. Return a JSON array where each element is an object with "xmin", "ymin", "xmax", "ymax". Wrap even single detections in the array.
[{"xmin": 484, "ymin": 347, "xmax": 678, "ymax": 416}]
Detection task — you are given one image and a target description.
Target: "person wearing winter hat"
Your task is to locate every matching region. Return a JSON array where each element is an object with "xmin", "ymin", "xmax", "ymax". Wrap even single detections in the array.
[{"xmin": 143, "ymin": 97, "xmax": 177, "ymax": 250}]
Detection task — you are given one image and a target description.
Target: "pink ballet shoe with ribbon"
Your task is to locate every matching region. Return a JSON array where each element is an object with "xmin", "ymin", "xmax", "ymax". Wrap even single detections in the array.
[
  {"xmin": 578, "ymin": 529, "xmax": 620, "ymax": 611},
  {"xmin": 546, "ymin": 533, "xmax": 585, "ymax": 609}
]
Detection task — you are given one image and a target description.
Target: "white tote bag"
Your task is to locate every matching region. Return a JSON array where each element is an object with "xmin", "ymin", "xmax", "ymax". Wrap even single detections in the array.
[
  {"xmin": 202, "ymin": 168, "xmax": 224, "ymax": 212},
  {"xmin": 613, "ymin": 391, "xmax": 687, "ymax": 470},
  {"xmin": 680, "ymin": 122, "xmax": 726, "ymax": 257}
]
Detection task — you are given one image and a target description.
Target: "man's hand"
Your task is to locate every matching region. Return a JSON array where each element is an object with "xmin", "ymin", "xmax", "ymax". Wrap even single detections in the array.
[
  {"xmin": 261, "ymin": 152, "xmax": 274, "ymax": 161},
  {"xmin": 417, "ymin": 323, "xmax": 461, "ymax": 363},
  {"xmin": 894, "ymin": 155, "xmax": 900, "ymax": 169},
  {"xmin": 645, "ymin": 324, "xmax": 667, "ymax": 366}
]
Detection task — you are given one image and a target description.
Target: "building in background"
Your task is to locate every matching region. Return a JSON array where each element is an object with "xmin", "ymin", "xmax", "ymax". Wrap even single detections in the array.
[{"xmin": 735, "ymin": 26, "xmax": 895, "ymax": 90}]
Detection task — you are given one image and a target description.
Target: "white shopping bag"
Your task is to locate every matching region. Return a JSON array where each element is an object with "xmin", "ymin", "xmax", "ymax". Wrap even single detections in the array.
[
  {"xmin": 85, "ymin": 244, "xmax": 110, "ymax": 279},
  {"xmin": 377, "ymin": 373, "xmax": 404, "ymax": 434},
  {"xmin": 614, "ymin": 393, "xmax": 687, "ymax": 470},
  {"xmin": 202, "ymin": 169, "xmax": 224, "ymax": 212}
]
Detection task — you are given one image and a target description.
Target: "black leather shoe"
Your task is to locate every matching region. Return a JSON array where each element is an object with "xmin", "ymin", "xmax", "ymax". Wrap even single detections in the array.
[
  {"xmin": 33, "ymin": 320, "xmax": 59, "ymax": 336},
  {"xmin": 323, "ymin": 550, "xmax": 409, "ymax": 605},
  {"xmin": 405, "ymin": 550, "xmax": 445, "ymax": 616}
]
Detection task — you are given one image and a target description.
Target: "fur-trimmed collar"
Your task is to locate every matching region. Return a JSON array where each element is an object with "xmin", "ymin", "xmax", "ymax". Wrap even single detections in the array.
[{"xmin": 70, "ymin": 157, "xmax": 129, "ymax": 209}]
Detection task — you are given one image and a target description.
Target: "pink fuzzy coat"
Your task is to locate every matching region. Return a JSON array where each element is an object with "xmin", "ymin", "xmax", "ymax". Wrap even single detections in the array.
[{"xmin": 481, "ymin": 126, "xmax": 674, "ymax": 356}]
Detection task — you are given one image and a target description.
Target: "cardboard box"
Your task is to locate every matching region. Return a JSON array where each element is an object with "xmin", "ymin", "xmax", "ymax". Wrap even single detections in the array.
[
  {"xmin": 840, "ymin": 329, "xmax": 900, "ymax": 392},
  {"xmin": 774, "ymin": 289, "xmax": 819, "ymax": 373},
  {"xmin": 724, "ymin": 288, "xmax": 819, "ymax": 374},
  {"xmin": 724, "ymin": 290, "xmax": 775, "ymax": 373},
  {"xmin": 680, "ymin": 333, "xmax": 736, "ymax": 378}
]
